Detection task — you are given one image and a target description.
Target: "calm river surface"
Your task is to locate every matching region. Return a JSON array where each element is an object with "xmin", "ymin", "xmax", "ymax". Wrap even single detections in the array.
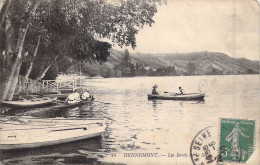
[{"xmin": 1, "ymin": 75, "xmax": 260, "ymax": 164}]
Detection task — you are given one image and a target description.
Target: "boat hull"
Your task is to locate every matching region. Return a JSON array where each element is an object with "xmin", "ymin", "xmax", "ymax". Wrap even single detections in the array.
[
  {"xmin": 148, "ymin": 93, "xmax": 205, "ymax": 100},
  {"xmin": 19, "ymin": 100, "xmax": 94, "ymax": 116},
  {"xmin": 0, "ymin": 130, "xmax": 103, "ymax": 150},
  {"xmin": 1, "ymin": 97, "xmax": 57, "ymax": 107},
  {"xmin": 0, "ymin": 117, "xmax": 106, "ymax": 150},
  {"xmin": 53, "ymin": 99, "xmax": 94, "ymax": 109}
]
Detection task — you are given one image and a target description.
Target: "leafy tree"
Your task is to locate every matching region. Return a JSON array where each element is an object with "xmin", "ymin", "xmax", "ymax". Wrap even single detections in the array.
[
  {"xmin": 187, "ymin": 62, "xmax": 196, "ymax": 75},
  {"xmin": 115, "ymin": 49, "xmax": 133, "ymax": 77},
  {"xmin": 122, "ymin": 49, "xmax": 130, "ymax": 67},
  {"xmin": 0, "ymin": 0, "xmax": 165, "ymax": 100},
  {"xmin": 246, "ymin": 69, "xmax": 255, "ymax": 74},
  {"xmin": 166, "ymin": 66, "xmax": 176, "ymax": 76},
  {"xmin": 129, "ymin": 63, "xmax": 136, "ymax": 76}
]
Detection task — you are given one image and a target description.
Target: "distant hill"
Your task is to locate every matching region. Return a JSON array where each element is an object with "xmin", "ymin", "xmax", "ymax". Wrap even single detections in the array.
[
  {"xmin": 108, "ymin": 50, "xmax": 259, "ymax": 75},
  {"xmin": 71, "ymin": 49, "xmax": 259, "ymax": 77}
]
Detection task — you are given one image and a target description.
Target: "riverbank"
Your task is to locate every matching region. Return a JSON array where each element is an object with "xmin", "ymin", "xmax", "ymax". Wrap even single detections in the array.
[{"xmin": 1, "ymin": 75, "xmax": 259, "ymax": 164}]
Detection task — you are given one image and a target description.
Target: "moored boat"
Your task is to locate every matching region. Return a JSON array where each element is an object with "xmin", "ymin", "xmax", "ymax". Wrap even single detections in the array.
[
  {"xmin": 148, "ymin": 93, "xmax": 205, "ymax": 100},
  {"xmin": 1, "ymin": 97, "xmax": 57, "ymax": 107},
  {"xmin": 19, "ymin": 98, "xmax": 95, "ymax": 116},
  {"xmin": 0, "ymin": 116, "xmax": 106, "ymax": 150},
  {"xmin": 51, "ymin": 98, "xmax": 94, "ymax": 110},
  {"xmin": 43, "ymin": 93, "xmax": 70, "ymax": 100}
]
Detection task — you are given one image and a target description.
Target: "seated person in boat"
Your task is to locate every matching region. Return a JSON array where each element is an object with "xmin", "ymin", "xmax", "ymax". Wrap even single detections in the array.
[
  {"xmin": 65, "ymin": 89, "xmax": 81, "ymax": 104},
  {"xmin": 152, "ymin": 84, "xmax": 158, "ymax": 95},
  {"xmin": 179, "ymin": 87, "xmax": 184, "ymax": 95},
  {"xmin": 81, "ymin": 89, "xmax": 93, "ymax": 101}
]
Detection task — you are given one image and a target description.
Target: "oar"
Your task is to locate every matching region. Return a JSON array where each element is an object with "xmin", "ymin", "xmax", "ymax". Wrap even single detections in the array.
[
  {"xmin": 164, "ymin": 91, "xmax": 176, "ymax": 94},
  {"xmin": 164, "ymin": 91, "xmax": 178, "ymax": 95}
]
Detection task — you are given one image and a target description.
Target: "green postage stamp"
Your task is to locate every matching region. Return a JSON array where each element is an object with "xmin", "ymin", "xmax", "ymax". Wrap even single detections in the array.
[{"xmin": 219, "ymin": 118, "xmax": 255, "ymax": 163}]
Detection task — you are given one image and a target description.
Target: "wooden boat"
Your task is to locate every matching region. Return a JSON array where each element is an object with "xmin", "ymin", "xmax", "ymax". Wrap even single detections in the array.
[
  {"xmin": 18, "ymin": 98, "xmax": 95, "ymax": 116},
  {"xmin": 0, "ymin": 116, "xmax": 106, "ymax": 150},
  {"xmin": 148, "ymin": 93, "xmax": 205, "ymax": 100},
  {"xmin": 42, "ymin": 93, "xmax": 70, "ymax": 100},
  {"xmin": 52, "ymin": 98, "xmax": 94, "ymax": 110},
  {"xmin": 1, "ymin": 97, "xmax": 57, "ymax": 107}
]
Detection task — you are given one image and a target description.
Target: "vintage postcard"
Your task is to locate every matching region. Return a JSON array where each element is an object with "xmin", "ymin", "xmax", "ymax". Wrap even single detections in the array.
[{"xmin": 0, "ymin": 0, "xmax": 259, "ymax": 164}]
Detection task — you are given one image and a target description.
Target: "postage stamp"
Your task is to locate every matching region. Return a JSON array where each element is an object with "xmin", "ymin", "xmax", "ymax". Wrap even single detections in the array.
[{"xmin": 219, "ymin": 118, "xmax": 255, "ymax": 163}]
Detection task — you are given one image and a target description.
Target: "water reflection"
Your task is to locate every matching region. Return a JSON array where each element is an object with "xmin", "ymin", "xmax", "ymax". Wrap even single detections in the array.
[
  {"xmin": 179, "ymin": 101, "xmax": 183, "ymax": 107},
  {"xmin": 0, "ymin": 137, "xmax": 103, "ymax": 164},
  {"xmin": 151, "ymin": 100, "xmax": 158, "ymax": 110},
  {"xmin": 0, "ymin": 75, "xmax": 259, "ymax": 164}
]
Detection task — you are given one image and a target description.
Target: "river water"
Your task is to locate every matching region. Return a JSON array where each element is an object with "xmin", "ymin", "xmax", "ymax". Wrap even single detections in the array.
[{"xmin": 1, "ymin": 75, "xmax": 260, "ymax": 164}]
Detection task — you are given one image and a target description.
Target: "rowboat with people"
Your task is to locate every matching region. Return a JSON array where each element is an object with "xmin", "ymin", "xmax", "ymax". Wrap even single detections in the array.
[
  {"xmin": 149, "ymin": 84, "xmax": 205, "ymax": 100},
  {"xmin": 52, "ymin": 97, "xmax": 94, "ymax": 110},
  {"xmin": 0, "ymin": 116, "xmax": 106, "ymax": 150},
  {"xmin": 148, "ymin": 93, "xmax": 205, "ymax": 100}
]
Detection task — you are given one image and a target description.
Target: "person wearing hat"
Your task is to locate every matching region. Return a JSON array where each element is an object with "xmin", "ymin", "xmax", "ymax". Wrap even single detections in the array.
[
  {"xmin": 152, "ymin": 84, "xmax": 158, "ymax": 95},
  {"xmin": 81, "ymin": 89, "xmax": 92, "ymax": 101},
  {"xmin": 65, "ymin": 89, "xmax": 81, "ymax": 104},
  {"xmin": 179, "ymin": 87, "xmax": 184, "ymax": 95}
]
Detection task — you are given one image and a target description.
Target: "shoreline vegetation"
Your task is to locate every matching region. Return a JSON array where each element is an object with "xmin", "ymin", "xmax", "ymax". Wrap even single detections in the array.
[
  {"xmin": 0, "ymin": 0, "xmax": 166, "ymax": 101},
  {"xmin": 67, "ymin": 49, "xmax": 259, "ymax": 79},
  {"xmin": 0, "ymin": 0, "xmax": 258, "ymax": 101}
]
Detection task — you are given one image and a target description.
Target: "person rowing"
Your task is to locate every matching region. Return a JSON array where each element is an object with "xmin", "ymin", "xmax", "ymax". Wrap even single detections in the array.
[
  {"xmin": 152, "ymin": 84, "xmax": 159, "ymax": 95},
  {"xmin": 179, "ymin": 87, "xmax": 185, "ymax": 95},
  {"xmin": 65, "ymin": 89, "xmax": 81, "ymax": 104},
  {"xmin": 81, "ymin": 89, "xmax": 93, "ymax": 101}
]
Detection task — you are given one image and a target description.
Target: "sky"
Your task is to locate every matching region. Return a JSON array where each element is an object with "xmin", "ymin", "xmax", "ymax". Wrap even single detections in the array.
[
  {"xmin": 114, "ymin": 0, "xmax": 260, "ymax": 61},
  {"xmin": 0, "ymin": 0, "xmax": 259, "ymax": 60}
]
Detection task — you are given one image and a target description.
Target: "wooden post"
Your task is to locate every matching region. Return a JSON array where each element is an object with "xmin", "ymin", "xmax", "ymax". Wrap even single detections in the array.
[{"xmin": 56, "ymin": 81, "xmax": 58, "ymax": 93}]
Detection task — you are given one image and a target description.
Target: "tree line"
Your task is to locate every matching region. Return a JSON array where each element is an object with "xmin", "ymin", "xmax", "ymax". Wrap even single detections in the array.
[
  {"xmin": 113, "ymin": 49, "xmax": 177, "ymax": 77},
  {"xmin": 62, "ymin": 49, "xmax": 258, "ymax": 78},
  {"xmin": 0, "ymin": 0, "xmax": 165, "ymax": 100}
]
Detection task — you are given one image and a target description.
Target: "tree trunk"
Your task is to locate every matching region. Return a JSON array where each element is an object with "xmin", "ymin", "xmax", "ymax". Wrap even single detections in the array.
[
  {"xmin": 6, "ymin": 60, "xmax": 22, "ymax": 100},
  {"xmin": 35, "ymin": 56, "xmax": 58, "ymax": 81},
  {"xmin": 0, "ymin": 0, "xmax": 12, "ymax": 36},
  {"xmin": 0, "ymin": 16, "xmax": 13, "ymax": 97},
  {"xmin": 35, "ymin": 64, "xmax": 53, "ymax": 81},
  {"xmin": 1, "ymin": 26, "xmax": 29, "ymax": 100},
  {"xmin": 4, "ymin": 17, "xmax": 13, "ymax": 68},
  {"xmin": 24, "ymin": 35, "xmax": 41, "ymax": 79},
  {"xmin": 1, "ymin": 28, "xmax": 22, "ymax": 100},
  {"xmin": 16, "ymin": 75, "xmax": 22, "ymax": 95},
  {"xmin": 5, "ymin": 24, "xmax": 31, "ymax": 100},
  {"xmin": 1, "ymin": 1, "xmax": 40, "ymax": 100}
]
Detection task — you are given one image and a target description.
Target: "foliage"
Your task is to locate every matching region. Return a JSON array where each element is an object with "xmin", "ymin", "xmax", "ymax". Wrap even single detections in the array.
[
  {"xmin": 187, "ymin": 62, "xmax": 196, "ymax": 75},
  {"xmin": 114, "ymin": 49, "xmax": 132, "ymax": 76},
  {"xmin": 0, "ymin": 0, "xmax": 165, "ymax": 82}
]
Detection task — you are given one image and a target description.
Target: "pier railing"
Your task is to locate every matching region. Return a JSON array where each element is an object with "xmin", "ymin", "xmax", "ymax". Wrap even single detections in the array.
[
  {"xmin": 42, "ymin": 80, "xmax": 78, "ymax": 93},
  {"xmin": 16, "ymin": 76, "xmax": 83, "ymax": 95}
]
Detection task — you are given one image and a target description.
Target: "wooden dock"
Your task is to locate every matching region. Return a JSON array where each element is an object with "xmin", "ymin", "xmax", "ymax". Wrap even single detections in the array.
[{"xmin": 16, "ymin": 76, "xmax": 83, "ymax": 96}]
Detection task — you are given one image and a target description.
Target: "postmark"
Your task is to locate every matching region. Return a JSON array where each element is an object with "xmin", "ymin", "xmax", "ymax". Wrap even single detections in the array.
[
  {"xmin": 190, "ymin": 126, "xmax": 221, "ymax": 165},
  {"xmin": 219, "ymin": 118, "xmax": 255, "ymax": 163}
]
